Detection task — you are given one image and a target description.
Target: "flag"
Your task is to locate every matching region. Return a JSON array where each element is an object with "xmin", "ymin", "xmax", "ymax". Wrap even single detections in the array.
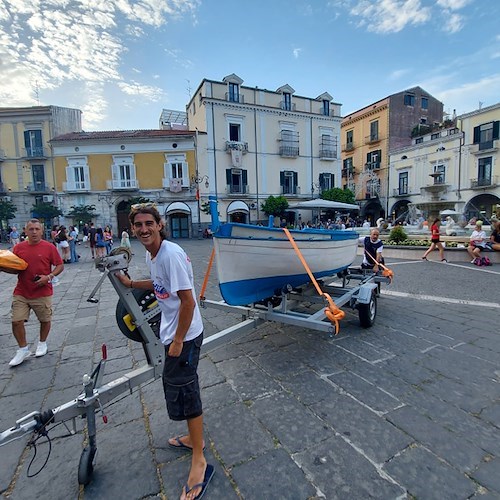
[
  {"xmin": 169, "ymin": 178, "xmax": 182, "ymax": 193},
  {"xmin": 196, "ymin": 189, "xmax": 200, "ymax": 200}
]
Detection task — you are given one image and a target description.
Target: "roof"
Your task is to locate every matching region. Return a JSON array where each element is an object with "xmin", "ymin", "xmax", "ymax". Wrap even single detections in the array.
[{"xmin": 51, "ymin": 129, "xmax": 197, "ymax": 142}]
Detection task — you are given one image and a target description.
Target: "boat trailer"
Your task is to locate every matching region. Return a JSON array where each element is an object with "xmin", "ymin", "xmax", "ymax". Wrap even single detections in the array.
[{"xmin": 0, "ymin": 248, "xmax": 390, "ymax": 486}]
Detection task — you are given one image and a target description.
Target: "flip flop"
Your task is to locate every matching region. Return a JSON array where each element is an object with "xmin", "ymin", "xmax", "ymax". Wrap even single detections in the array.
[
  {"xmin": 168, "ymin": 436, "xmax": 205, "ymax": 451},
  {"xmin": 183, "ymin": 464, "xmax": 215, "ymax": 500}
]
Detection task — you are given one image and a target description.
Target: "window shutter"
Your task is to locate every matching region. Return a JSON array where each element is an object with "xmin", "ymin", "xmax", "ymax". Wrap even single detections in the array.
[
  {"xmin": 331, "ymin": 174, "xmax": 335, "ymax": 187},
  {"xmin": 226, "ymin": 169, "xmax": 232, "ymax": 184},
  {"xmin": 493, "ymin": 121, "xmax": 500, "ymax": 140},
  {"xmin": 280, "ymin": 171, "xmax": 284, "ymax": 186},
  {"xmin": 130, "ymin": 163, "xmax": 136, "ymax": 179},
  {"xmin": 473, "ymin": 126, "xmax": 480, "ymax": 144},
  {"xmin": 293, "ymin": 172, "xmax": 298, "ymax": 194},
  {"xmin": 65, "ymin": 166, "xmax": 74, "ymax": 184},
  {"xmin": 182, "ymin": 162, "xmax": 189, "ymax": 187},
  {"xmin": 366, "ymin": 152, "xmax": 371, "ymax": 162},
  {"xmin": 112, "ymin": 163, "xmax": 120, "ymax": 180},
  {"xmin": 24, "ymin": 131, "xmax": 30, "ymax": 148},
  {"xmin": 242, "ymin": 169, "xmax": 248, "ymax": 185},
  {"xmin": 319, "ymin": 173, "xmax": 324, "ymax": 188},
  {"xmin": 83, "ymin": 165, "xmax": 90, "ymax": 188}
]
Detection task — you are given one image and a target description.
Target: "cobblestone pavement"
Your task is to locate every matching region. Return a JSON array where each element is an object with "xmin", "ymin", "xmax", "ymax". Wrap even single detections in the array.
[{"xmin": 1, "ymin": 239, "xmax": 499, "ymax": 499}]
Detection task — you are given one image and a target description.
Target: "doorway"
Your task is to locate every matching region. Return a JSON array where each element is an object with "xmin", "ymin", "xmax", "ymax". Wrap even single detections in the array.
[{"xmin": 170, "ymin": 214, "xmax": 190, "ymax": 238}]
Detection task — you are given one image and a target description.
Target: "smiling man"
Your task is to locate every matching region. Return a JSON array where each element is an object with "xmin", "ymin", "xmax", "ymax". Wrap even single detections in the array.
[
  {"xmin": 2, "ymin": 219, "xmax": 64, "ymax": 367},
  {"xmin": 116, "ymin": 204, "xmax": 213, "ymax": 500}
]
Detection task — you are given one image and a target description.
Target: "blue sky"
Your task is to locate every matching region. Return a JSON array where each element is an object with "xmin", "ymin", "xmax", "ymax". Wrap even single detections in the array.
[{"xmin": 1, "ymin": 0, "xmax": 499, "ymax": 131}]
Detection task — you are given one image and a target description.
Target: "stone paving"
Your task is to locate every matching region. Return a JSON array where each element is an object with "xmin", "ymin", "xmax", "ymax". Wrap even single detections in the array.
[{"xmin": 1, "ymin": 239, "xmax": 499, "ymax": 499}]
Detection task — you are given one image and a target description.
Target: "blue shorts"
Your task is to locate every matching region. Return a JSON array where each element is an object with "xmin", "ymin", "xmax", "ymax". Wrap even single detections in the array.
[{"xmin": 162, "ymin": 333, "xmax": 203, "ymax": 421}]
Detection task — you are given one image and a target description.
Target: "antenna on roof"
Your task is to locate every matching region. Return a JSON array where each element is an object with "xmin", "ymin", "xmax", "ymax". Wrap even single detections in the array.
[
  {"xmin": 33, "ymin": 80, "xmax": 40, "ymax": 105},
  {"xmin": 478, "ymin": 101, "xmax": 483, "ymax": 110},
  {"xmin": 186, "ymin": 79, "xmax": 192, "ymax": 99}
]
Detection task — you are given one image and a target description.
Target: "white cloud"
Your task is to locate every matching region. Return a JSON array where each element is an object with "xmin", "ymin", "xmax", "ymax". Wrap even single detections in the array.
[
  {"xmin": 0, "ymin": 0, "xmax": 199, "ymax": 128},
  {"xmin": 388, "ymin": 68, "xmax": 411, "ymax": 80},
  {"xmin": 436, "ymin": 0, "xmax": 471, "ymax": 10},
  {"xmin": 443, "ymin": 12, "xmax": 464, "ymax": 34},
  {"xmin": 293, "ymin": 47, "xmax": 302, "ymax": 59}
]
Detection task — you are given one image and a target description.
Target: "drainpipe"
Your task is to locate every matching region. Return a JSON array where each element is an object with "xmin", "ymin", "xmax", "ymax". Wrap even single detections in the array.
[
  {"xmin": 457, "ymin": 119, "xmax": 463, "ymax": 201},
  {"xmin": 254, "ymin": 87, "xmax": 259, "ymax": 222},
  {"xmin": 211, "ymin": 102, "xmax": 217, "ymax": 202},
  {"xmin": 310, "ymin": 116, "xmax": 314, "ymax": 198}
]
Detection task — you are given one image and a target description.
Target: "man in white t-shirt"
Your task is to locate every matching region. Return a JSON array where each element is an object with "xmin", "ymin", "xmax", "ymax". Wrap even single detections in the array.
[{"xmin": 116, "ymin": 204, "xmax": 213, "ymax": 500}]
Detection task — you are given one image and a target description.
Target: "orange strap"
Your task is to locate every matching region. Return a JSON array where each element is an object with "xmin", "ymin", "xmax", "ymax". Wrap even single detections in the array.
[
  {"xmin": 282, "ymin": 228, "xmax": 345, "ymax": 333},
  {"xmin": 199, "ymin": 247, "xmax": 215, "ymax": 301},
  {"xmin": 365, "ymin": 250, "xmax": 394, "ymax": 282}
]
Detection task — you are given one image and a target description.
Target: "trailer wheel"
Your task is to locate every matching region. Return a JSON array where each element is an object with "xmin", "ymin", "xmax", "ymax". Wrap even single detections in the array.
[
  {"xmin": 78, "ymin": 446, "xmax": 97, "ymax": 486},
  {"xmin": 358, "ymin": 293, "xmax": 377, "ymax": 328},
  {"xmin": 115, "ymin": 289, "xmax": 161, "ymax": 342}
]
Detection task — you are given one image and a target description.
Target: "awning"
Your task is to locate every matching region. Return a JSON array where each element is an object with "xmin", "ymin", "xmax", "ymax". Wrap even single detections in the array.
[
  {"xmin": 166, "ymin": 202, "xmax": 191, "ymax": 215},
  {"xmin": 288, "ymin": 199, "xmax": 359, "ymax": 210},
  {"xmin": 227, "ymin": 200, "xmax": 249, "ymax": 214}
]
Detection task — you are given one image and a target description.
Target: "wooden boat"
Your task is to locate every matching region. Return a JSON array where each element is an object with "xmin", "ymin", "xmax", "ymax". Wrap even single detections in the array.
[{"xmin": 213, "ymin": 223, "xmax": 359, "ymax": 306}]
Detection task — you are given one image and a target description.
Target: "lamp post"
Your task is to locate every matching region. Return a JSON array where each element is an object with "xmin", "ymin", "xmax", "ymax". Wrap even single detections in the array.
[{"xmin": 191, "ymin": 175, "xmax": 209, "ymax": 239}]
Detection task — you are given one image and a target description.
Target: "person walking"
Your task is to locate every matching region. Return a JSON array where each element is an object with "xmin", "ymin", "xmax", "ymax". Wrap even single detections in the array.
[
  {"xmin": 422, "ymin": 218, "xmax": 447, "ymax": 262},
  {"xmin": 103, "ymin": 225, "xmax": 114, "ymax": 255},
  {"xmin": 68, "ymin": 225, "xmax": 79, "ymax": 263},
  {"xmin": 95, "ymin": 227, "xmax": 107, "ymax": 258},
  {"xmin": 120, "ymin": 229, "xmax": 131, "ymax": 249},
  {"xmin": 1, "ymin": 219, "xmax": 64, "ymax": 366},
  {"xmin": 115, "ymin": 204, "xmax": 213, "ymax": 500},
  {"xmin": 56, "ymin": 226, "xmax": 71, "ymax": 263},
  {"xmin": 89, "ymin": 222, "xmax": 97, "ymax": 258}
]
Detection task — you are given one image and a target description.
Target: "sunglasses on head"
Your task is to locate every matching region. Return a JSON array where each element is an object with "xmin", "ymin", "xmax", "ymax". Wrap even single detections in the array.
[{"xmin": 130, "ymin": 202, "xmax": 157, "ymax": 210}]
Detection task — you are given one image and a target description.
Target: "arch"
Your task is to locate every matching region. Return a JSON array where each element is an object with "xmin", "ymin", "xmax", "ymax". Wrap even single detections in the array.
[
  {"xmin": 166, "ymin": 202, "xmax": 191, "ymax": 215},
  {"xmin": 165, "ymin": 202, "xmax": 191, "ymax": 239},
  {"xmin": 390, "ymin": 199, "xmax": 411, "ymax": 222},
  {"xmin": 227, "ymin": 200, "xmax": 249, "ymax": 224},
  {"xmin": 464, "ymin": 193, "xmax": 500, "ymax": 221}
]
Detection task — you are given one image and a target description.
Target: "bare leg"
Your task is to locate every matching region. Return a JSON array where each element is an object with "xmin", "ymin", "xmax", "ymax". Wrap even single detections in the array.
[
  {"xmin": 437, "ymin": 243, "xmax": 445, "ymax": 260},
  {"xmin": 422, "ymin": 243, "xmax": 435, "ymax": 259},
  {"xmin": 12, "ymin": 321, "xmax": 27, "ymax": 348},
  {"xmin": 40, "ymin": 321, "xmax": 51, "ymax": 342},
  {"xmin": 181, "ymin": 415, "xmax": 207, "ymax": 500}
]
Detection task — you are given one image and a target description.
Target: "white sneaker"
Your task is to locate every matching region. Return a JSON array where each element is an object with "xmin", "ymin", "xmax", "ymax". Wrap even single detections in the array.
[
  {"xmin": 35, "ymin": 342, "xmax": 48, "ymax": 357},
  {"xmin": 9, "ymin": 348, "xmax": 31, "ymax": 367}
]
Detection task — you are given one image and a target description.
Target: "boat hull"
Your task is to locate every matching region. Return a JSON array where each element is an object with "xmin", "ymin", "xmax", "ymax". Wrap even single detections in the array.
[{"xmin": 213, "ymin": 224, "xmax": 359, "ymax": 305}]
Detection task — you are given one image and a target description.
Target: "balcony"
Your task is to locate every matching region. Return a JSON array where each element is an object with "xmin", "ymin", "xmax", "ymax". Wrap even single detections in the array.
[
  {"xmin": 279, "ymin": 145, "xmax": 299, "ymax": 158},
  {"xmin": 319, "ymin": 149, "xmax": 337, "ymax": 160},
  {"xmin": 365, "ymin": 134, "xmax": 381, "ymax": 145},
  {"xmin": 470, "ymin": 176, "xmax": 498, "ymax": 189},
  {"xmin": 365, "ymin": 162, "xmax": 381, "ymax": 171},
  {"xmin": 162, "ymin": 178, "xmax": 189, "ymax": 190},
  {"xmin": 226, "ymin": 184, "xmax": 249, "ymax": 195},
  {"xmin": 26, "ymin": 182, "xmax": 50, "ymax": 193},
  {"xmin": 280, "ymin": 101, "xmax": 296, "ymax": 111},
  {"xmin": 24, "ymin": 147, "xmax": 48, "ymax": 159},
  {"xmin": 470, "ymin": 139, "xmax": 498, "ymax": 154},
  {"xmin": 341, "ymin": 168, "xmax": 354, "ymax": 178},
  {"xmin": 225, "ymin": 92, "xmax": 244, "ymax": 103},
  {"xmin": 106, "ymin": 179, "xmax": 140, "ymax": 190},
  {"xmin": 63, "ymin": 181, "xmax": 91, "ymax": 192},
  {"xmin": 393, "ymin": 188, "xmax": 413, "ymax": 197},
  {"xmin": 341, "ymin": 143, "xmax": 355, "ymax": 152},
  {"xmin": 225, "ymin": 141, "xmax": 249, "ymax": 153}
]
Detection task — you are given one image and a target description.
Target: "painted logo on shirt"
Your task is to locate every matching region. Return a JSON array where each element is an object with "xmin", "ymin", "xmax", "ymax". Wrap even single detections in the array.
[{"xmin": 154, "ymin": 282, "xmax": 170, "ymax": 300}]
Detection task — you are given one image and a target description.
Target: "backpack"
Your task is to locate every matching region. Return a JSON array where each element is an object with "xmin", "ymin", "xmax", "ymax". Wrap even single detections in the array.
[
  {"xmin": 474, "ymin": 257, "xmax": 482, "ymax": 266},
  {"xmin": 481, "ymin": 256, "xmax": 491, "ymax": 266}
]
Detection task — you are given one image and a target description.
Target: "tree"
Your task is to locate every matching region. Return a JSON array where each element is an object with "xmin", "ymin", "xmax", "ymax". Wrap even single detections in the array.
[
  {"xmin": 0, "ymin": 199, "xmax": 17, "ymax": 228},
  {"xmin": 31, "ymin": 202, "xmax": 63, "ymax": 223},
  {"xmin": 66, "ymin": 204, "xmax": 99, "ymax": 224},
  {"xmin": 321, "ymin": 188, "xmax": 355, "ymax": 205},
  {"xmin": 260, "ymin": 195, "xmax": 289, "ymax": 217}
]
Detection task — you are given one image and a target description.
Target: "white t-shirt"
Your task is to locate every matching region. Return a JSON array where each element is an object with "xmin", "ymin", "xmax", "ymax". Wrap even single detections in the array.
[
  {"xmin": 146, "ymin": 240, "xmax": 203, "ymax": 345},
  {"xmin": 470, "ymin": 229, "xmax": 487, "ymax": 246}
]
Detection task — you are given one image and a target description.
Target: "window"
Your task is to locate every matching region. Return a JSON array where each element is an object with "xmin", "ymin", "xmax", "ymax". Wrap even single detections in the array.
[
  {"xmin": 226, "ymin": 168, "xmax": 247, "ymax": 194},
  {"xmin": 228, "ymin": 82, "xmax": 239, "ymax": 102},
  {"xmin": 322, "ymin": 100, "xmax": 330, "ymax": 116},
  {"xmin": 431, "ymin": 133, "xmax": 440, "ymax": 140},
  {"xmin": 319, "ymin": 134, "xmax": 337, "ymax": 159},
  {"xmin": 370, "ymin": 121, "xmax": 379, "ymax": 141},
  {"xmin": 433, "ymin": 164, "xmax": 445, "ymax": 184},
  {"xmin": 65, "ymin": 157, "xmax": 90, "ymax": 190},
  {"xmin": 31, "ymin": 164, "xmax": 46, "ymax": 191},
  {"xmin": 398, "ymin": 172, "xmax": 408, "ymax": 195},
  {"xmin": 111, "ymin": 155, "xmax": 137, "ymax": 189},
  {"xmin": 280, "ymin": 171, "xmax": 298, "ymax": 195},
  {"xmin": 164, "ymin": 154, "xmax": 188, "ymax": 187},
  {"xmin": 366, "ymin": 179, "xmax": 380, "ymax": 198},
  {"xmin": 366, "ymin": 150, "xmax": 381, "ymax": 170},
  {"xmin": 415, "ymin": 137, "xmax": 423, "ymax": 144},
  {"xmin": 282, "ymin": 92, "xmax": 292, "ymax": 111},
  {"xmin": 421, "ymin": 97, "xmax": 428, "ymax": 109},
  {"xmin": 473, "ymin": 121, "xmax": 499, "ymax": 150},
  {"xmin": 346, "ymin": 130, "xmax": 353, "ymax": 146},
  {"xmin": 24, "ymin": 130, "xmax": 43, "ymax": 157},
  {"xmin": 404, "ymin": 94, "xmax": 415, "ymax": 106},
  {"xmin": 279, "ymin": 128, "xmax": 299, "ymax": 157},
  {"xmin": 478, "ymin": 157, "xmax": 492, "ymax": 186},
  {"xmin": 342, "ymin": 157, "xmax": 353, "ymax": 177},
  {"xmin": 229, "ymin": 123, "xmax": 241, "ymax": 142},
  {"xmin": 319, "ymin": 173, "xmax": 334, "ymax": 190}
]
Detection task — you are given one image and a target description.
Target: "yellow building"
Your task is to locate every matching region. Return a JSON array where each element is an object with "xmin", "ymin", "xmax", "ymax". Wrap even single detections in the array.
[
  {"xmin": 341, "ymin": 87, "xmax": 443, "ymax": 224},
  {"xmin": 0, "ymin": 105, "xmax": 82, "ymax": 229},
  {"xmin": 50, "ymin": 129, "xmax": 206, "ymax": 238}
]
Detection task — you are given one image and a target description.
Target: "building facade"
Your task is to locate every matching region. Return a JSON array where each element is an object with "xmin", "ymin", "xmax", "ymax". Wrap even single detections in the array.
[
  {"xmin": 341, "ymin": 87, "xmax": 443, "ymax": 224},
  {"xmin": 0, "ymin": 106, "xmax": 82, "ymax": 229},
  {"xmin": 186, "ymin": 73, "xmax": 342, "ymax": 225},
  {"xmin": 50, "ymin": 130, "xmax": 207, "ymax": 237},
  {"xmin": 387, "ymin": 103, "xmax": 499, "ymax": 222}
]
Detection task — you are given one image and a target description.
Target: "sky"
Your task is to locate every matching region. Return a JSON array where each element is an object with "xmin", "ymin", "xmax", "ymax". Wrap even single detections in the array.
[{"xmin": 1, "ymin": 0, "xmax": 499, "ymax": 131}]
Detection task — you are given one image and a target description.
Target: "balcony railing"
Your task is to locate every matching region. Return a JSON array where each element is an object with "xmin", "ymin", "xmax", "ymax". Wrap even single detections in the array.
[
  {"xmin": 162, "ymin": 178, "xmax": 189, "ymax": 190},
  {"xmin": 280, "ymin": 101, "xmax": 296, "ymax": 111},
  {"xmin": 319, "ymin": 148, "xmax": 337, "ymax": 160},
  {"xmin": 341, "ymin": 168, "xmax": 354, "ymax": 178},
  {"xmin": 365, "ymin": 134, "xmax": 381, "ymax": 144},
  {"xmin": 63, "ymin": 181, "xmax": 91, "ymax": 192},
  {"xmin": 470, "ymin": 176, "xmax": 498, "ymax": 189},
  {"xmin": 365, "ymin": 162, "xmax": 380, "ymax": 171},
  {"xmin": 341, "ymin": 143, "xmax": 355, "ymax": 152},
  {"xmin": 225, "ymin": 92, "xmax": 244, "ymax": 103},
  {"xmin": 225, "ymin": 141, "xmax": 249, "ymax": 153},
  {"xmin": 24, "ymin": 146, "xmax": 47, "ymax": 159},
  {"xmin": 26, "ymin": 182, "xmax": 50, "ymax": 193},
  {"xmin": 279, "ymin": 145, "xmax": 299, "ymax": 157},
  {"xmin": 226, "ymin": 184, "xmax": 249, "ymax": 195},
  {"xmin": 106, "ymin": 179, "xmax": 140, "ymax": 190},
  {"xmin": 471, "ymin": 139, "xmax": 498, "ymax": 154},
  {"xmin": 281, "ymin": 186, "xmax": 301, "ymax": 195}
]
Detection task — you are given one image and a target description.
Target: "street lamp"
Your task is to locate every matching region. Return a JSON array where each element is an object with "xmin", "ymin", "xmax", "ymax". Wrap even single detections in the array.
[{"xmin": 191, "ymin": 175, "xmax": 210, "ymax": 238}]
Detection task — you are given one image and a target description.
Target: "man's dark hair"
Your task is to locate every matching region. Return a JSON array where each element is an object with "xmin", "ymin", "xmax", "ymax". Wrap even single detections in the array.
[{"xmin": 129, "ymin": 205, "xmax": 167, "ymax": 241}]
